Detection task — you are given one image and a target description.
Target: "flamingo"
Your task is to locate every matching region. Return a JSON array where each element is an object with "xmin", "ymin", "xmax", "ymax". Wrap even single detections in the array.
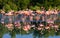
[
  {"xmin": 5, "ymin": 11, "xmax": 13, "ymax": 23},
  {"xmin": 23, "ymin": 25, "xmax": 29, "ymax": 32},
  {"xmin": 1, "ymin": 10, "xmax": 5, "ymax": 24},
  {"xmin": 35, "ymin": 16, "xmax": 40, "ymax": 21},
  {"xmin": 37, "ymin": 24, "xmax": 44, "ymax": 34},
  {"xmin": 36, "ymin": 10, "xmax": 41, "ymax": 14},
  {"xmin": 14, "ymin": 21, "xmax": 21, "ymax": 29},
  {"xmin": 5, "ymin": 23, "xmax": 14, "ymax": 31},
  {"xmin": 23, "ymin": 22, "xmax": 31, "ymax": 32},
  {"xmin": 45, "ymin": 25, "xmax": 50, "ymax": 32},
  {"xmin": 26, "ymin": 24, "xmax": 31, "ymax": 30},
  {"xmin": 45, "ymin": 11, "xmax": 50, "ymax": 16},
  {"xmin": 23, "ymin": 11, "xmax": 30, "ymax": 16},
  {"xmin": 37, "ymin": 24, "xmax": 44, "ymax": 31},
  {"xmin": 46, "ymin": 18, "xmax": 54, "ymax": 24},
  {"xmin": 54, "ymin": 24, "xmax": 59, "ymax": 32}
]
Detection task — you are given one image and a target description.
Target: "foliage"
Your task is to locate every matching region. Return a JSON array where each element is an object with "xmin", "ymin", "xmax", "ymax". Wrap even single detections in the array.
[
  {"xmin": 30, "ymin": 6, "xmax": 40, "ymax": 10},
  {"xmin": 0, "ymin": 0, "xmax": 60, "ymax": 12},
  {"xmin": 8, "ymin": 2, "xmax": 18, "ymax": 11},
  {"xmin": 3, "ymin": 4, "xmax": 11, "ymax": 12}
]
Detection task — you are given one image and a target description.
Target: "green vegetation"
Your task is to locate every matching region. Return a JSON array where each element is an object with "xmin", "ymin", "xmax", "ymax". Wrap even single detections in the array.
[{"xmin": 0, "ymin": 0, "xmax": 60, "ymax": 12}]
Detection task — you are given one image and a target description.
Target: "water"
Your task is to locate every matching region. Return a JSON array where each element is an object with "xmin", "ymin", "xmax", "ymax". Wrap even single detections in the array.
[
  {"xmin": 0, "ymin": 26, "xmax": 60, "ymax": 38},
  {"xmin": 2, "ymin": 32, "xmax": 60, "ymax": 38},
  {"xmin": 0, "ymin": 14, "xmax": 60, "ymax": 38}
]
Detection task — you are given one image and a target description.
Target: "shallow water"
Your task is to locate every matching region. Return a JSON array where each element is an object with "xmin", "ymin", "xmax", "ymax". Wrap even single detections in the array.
[
  {"xmin": 0, "ymin": 26, "xmax": 60, "ymax": 38},
  {"xmin": 0, "ymin": 14, "xmax": 60, "ymax": 38},
  {"xmin": 2, "ymin": 31, "xmax": 60, "ymax": 38}
]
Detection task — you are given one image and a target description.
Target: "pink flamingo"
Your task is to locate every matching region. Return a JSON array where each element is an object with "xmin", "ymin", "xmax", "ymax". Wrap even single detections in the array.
[
  {"xmin": 45, "ymin": 24, "xmax": 50, "ymax": 32},
  {"xmin": 14, "ymin": 21, "xmax": 21, "ymax": 29},
  {"xmin": 23, "ymin": 23, "xmax": 31, "ymax": 32},
  {"xmin": 5, "ymin": 23, "xmax": 14, "ymax": 31},
  {"xmin": 23, "ymin": 25, "xmax": 29, "ymax": 32},
  {"xmin": 37, "ymin": 24, "xmax": 44, "ymax": 31},
  {"xmin": 54, "ymin": 24, "xmax": 59, "ymax": 32}
]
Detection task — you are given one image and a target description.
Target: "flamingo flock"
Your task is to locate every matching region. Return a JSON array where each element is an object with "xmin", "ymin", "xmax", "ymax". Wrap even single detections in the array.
[{"xmin": 0, "ymin": 9, "xmax": 60, "ymax": 32}]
